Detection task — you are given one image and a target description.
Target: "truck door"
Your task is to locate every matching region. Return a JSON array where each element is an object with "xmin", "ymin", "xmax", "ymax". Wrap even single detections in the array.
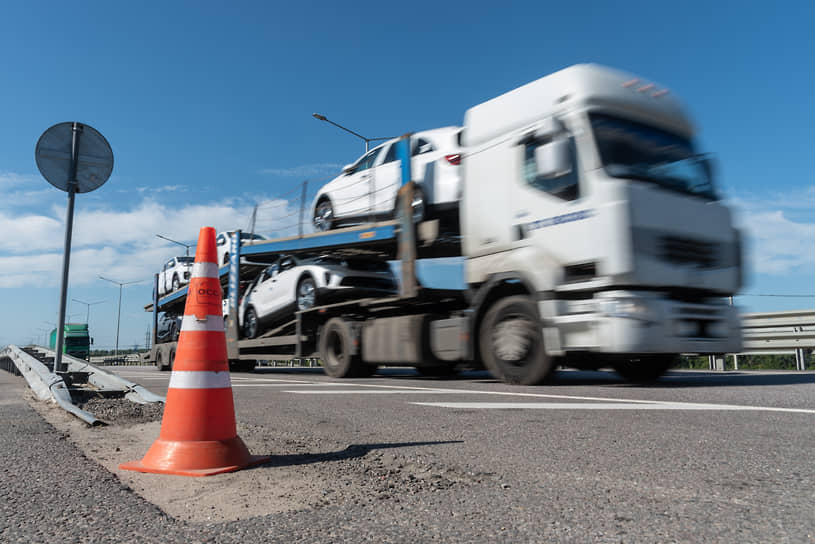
[{"xmin": 512, "ymin": 127, "xmax": 591, "ymax": 278}]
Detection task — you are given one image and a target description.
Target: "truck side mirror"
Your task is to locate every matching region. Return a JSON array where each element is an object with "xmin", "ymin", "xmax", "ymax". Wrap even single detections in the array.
[
  {"xmin": 91, "ymin": 338, "xmax": 94, "ymax": 345},
  {"xmin": 534, "ymin": 138, "xmax": 571, "ymax": 179},
  {"xmin": 342, "ymin": 163, "xmax": 355, "ymax": 175}
]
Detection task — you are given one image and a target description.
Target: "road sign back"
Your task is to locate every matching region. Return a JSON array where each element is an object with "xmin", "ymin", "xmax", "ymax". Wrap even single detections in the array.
[{"xmin": 35, "ymin": 122, "xmax": 113, "ymax": 193}]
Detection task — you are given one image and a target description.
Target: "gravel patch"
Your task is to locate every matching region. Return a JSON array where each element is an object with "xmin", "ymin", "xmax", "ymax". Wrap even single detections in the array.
[{"xmin": 77, "ymin": 397, "xmax": 164, "ymax": 425}]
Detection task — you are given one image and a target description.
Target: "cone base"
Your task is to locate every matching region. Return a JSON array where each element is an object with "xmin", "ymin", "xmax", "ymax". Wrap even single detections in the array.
[{"xmin": 119, "ymin": 437, "xmax": 270, "ymax": 477}]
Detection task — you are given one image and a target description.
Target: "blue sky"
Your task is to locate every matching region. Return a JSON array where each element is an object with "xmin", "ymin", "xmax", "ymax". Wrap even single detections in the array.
[{"xmin": 1, "ymin": 0, "xmax": 814, "ymax": 348}]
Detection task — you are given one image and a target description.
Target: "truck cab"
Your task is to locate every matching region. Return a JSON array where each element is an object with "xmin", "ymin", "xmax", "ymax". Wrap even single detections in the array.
[{"xmin": 462, "ymin": 64, "xmax": 742, "ymax": 381}]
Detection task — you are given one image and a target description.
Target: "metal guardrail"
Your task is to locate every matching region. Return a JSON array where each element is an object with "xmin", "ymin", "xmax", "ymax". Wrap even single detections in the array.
[{"xmin": 722, "ymin": 310, "xmax": 815, "ymax": 371}]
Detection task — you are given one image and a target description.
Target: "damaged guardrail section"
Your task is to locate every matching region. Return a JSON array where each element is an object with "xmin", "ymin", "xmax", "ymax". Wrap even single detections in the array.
[{"xmin": 0, "ymin": 345, "xmax": 164, "ymax": 425}]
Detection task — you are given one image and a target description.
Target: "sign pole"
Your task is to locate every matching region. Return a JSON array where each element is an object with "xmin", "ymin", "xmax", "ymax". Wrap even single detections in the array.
[{"xmin": 54, "ymin": 122, "xmax": 82, "ymax": 373}]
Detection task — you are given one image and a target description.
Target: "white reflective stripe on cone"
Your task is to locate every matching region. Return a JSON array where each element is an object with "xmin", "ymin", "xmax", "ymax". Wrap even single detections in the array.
[
  {"xmin": 191, "ymin": 262, "xmax": 220, "ymax": 279},
  {"xmin": 181, "ymin": 315, "xmax": 224, "ymax": 332},
  {"xmin": 168, "ymin": 370, "xmax": 232, "ymax": 389}
]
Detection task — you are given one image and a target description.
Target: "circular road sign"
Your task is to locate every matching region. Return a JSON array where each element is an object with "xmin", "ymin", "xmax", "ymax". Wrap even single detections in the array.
[{"xmin": 35, "ymin": 122, "xmax": 114, "ymax": 193}]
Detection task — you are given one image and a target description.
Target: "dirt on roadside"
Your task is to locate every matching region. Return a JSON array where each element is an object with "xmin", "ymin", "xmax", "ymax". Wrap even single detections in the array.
[{"xmin": 26, "ymin": 392, "xmax": 486, "ymax": 524}]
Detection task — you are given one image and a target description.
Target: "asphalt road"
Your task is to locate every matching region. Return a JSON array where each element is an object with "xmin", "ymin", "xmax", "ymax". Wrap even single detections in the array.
[{"xmin": 2, "ymin": 365, "xmax": 814, "ymax": 543}]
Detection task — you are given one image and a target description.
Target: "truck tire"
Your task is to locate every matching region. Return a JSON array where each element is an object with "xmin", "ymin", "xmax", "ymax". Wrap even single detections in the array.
[
  {"xmin": 155, "ymin": 350, "xmax": 164, "ymax": 371},
  {"xmin": 319, "ymin": 318, "xmax": 372, "ymax": 378},
  {"xmin": 168, "ymin": 347, "xmax": 176, "ymax": 371},
  {"xmin": 479, "ymin": 295, "xmax": 554, "ymax": 385},
  {"xmin": 613, "ymin": 355, "xmax": 677, "ymax": 383}
]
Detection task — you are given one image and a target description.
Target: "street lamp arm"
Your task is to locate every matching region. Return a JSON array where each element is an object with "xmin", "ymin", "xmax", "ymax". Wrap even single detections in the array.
[{"xmin": 312, "ymin": 113, "xmax": 370, "ymax": 143}]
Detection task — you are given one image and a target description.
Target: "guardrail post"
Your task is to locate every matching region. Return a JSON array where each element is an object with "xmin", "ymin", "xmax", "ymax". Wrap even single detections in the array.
[
  {"xmin": 732, "ymin": 353, "xmax": 739, "ymax": 370},
  {"xmin": 795, "ymin": 348, "xmax": 807, "ymax": 371},
  {"xmin": 708, "ymin": 353, "xmax": 726, "ymax": 371}
]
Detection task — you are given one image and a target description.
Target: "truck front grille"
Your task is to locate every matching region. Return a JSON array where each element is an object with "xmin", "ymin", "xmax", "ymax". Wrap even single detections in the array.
[{"xmin": 660, "ymin": 235, "xmax": 717, "ymax": 268}]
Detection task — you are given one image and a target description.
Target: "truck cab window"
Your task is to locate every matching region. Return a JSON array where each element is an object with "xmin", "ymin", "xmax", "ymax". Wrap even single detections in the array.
[{"xmin": 522, "ymin": 138, "xmax": 579, "ymax": 201}]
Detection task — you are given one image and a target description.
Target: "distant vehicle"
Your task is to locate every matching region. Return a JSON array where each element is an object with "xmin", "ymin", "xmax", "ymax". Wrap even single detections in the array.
[
  {"xmin": 239, "ymin": 254, "xmax": 396, "ymax": 338},
  {"xmin": 216, "ymin": 231, "xmax": 269, "ymax": 266},
  {"xmin": 312, "ymin": 127, "xmax": 463, "ymax": 231},
  {"xmin": 156, "ymin": 313, "xmax": 181, "ymax": 344},
  {"xmin": 49, "ymin": 323, "xmax": 92, "ymax": 360},
  {"xmin": 158, "ymin": 256, "xmax": 194, "ymax": 295}
]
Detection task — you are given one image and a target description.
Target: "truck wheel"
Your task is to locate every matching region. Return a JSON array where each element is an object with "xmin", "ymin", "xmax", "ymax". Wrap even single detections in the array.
[
  {"xmin": 172, "ymin": 275, "xmax": 180, "ymax": 291},
  {"xmin": 479, "ymin": 295, "xmax": 554, "ymax": 385},
  {"xmin": 313, "ymin": 198, "xmax": 334, "ymax": 232},
  {"xmin": 244, "ymin": 307, "xmax": 260, "ymax": 339},
  {"xmin": 168, "ymin": 347, "xmax": 176, "ymax": 371},
  {"xmin": 613, "ymin": 355, "xmax": 677, "ymax": 383},
  {"xmin": 319, "ymin": 318, "xmax": 370, "ymax": 378},
  {"xmin": 155, "ymin": 351, "xmax": 164, "ymax": 371}
]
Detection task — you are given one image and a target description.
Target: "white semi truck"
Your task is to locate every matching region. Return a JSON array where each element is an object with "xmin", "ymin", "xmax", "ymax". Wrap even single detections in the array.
[{"xmin": 147, "ymin": 63, "xmax": 742, "ymax": 384}]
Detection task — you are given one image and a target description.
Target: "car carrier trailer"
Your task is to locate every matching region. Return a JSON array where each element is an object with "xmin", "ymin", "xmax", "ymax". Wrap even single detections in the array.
[{"xmin": 145, "ymin": 64, "xmax": 744, "ymax": 384}]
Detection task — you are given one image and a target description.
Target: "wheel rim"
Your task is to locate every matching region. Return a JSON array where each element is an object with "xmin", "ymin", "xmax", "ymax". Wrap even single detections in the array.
[
  {"xmin": 172, "ymin": 277, "xmax": 179, "ymax": 290},
  {"xmin": 297, "ymin": 279, "xmax": 316, "ymax": 310},
  {"xmin": 246, "ymin": 310, "xmax": 257, "ymax": 338},
  {"xmin": 491, "ymin": 313, "xmax": 535, "ymax": 366},
  {"xmin": 411, "ymin": 189, "xmax": 425, "ymax": 223},
  {"xmin": 314, "ymin": 200, "xmax": 333, "ymax": 231}
]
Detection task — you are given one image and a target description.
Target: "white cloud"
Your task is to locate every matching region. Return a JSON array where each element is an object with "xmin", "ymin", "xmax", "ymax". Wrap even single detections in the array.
[
  {"xmin": 136, "ymin": 184, "xmax": 186, "ymax": 194},
  {"xmin": 729, "ymin": 189, "xmax": 815, "ymax": 275},
  {"xmin": 259, "ymin": 163, "xmax": 343, "ymax": 178},
  {"xmin": 0, "ymin": 195, "xmax": 306, "ymax": 289}
]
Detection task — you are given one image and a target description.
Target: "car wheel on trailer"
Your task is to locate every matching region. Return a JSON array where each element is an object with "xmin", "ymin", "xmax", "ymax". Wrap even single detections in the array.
[
  {"xmin": 479, "ymin": 295, "xmax": 554, "ymax": 385},
  {"xmin": 170, "ymin": 322, "xmax": 179, "ymax": 342},
  {"xmin": 319, "ymin": 318, "xmax": 372, "ymax": 378},
  {"xmin": 296, "ymin": 276, "xmax": 317, "ymax": 311},
  {"xmin": 313, "ymin": 198, "xmax": 334, "ymax": 232},
  {"xmin": 411, "ymin": 185, "xmax": 426, "ymax": 223},
  {"xmin": 223, "ymin": 252, "xmax": 229, "ymax": 265},
  {"xmin": 172, "ymin": 275, "xmax": 180, "ymax": 291},
  {"xmin": 612, "ymin": 354, "xmax": 676, "ymax": 383},
  {"xmin": 244, "ymin": 307, "xmax": 259, "ymax": 339}
]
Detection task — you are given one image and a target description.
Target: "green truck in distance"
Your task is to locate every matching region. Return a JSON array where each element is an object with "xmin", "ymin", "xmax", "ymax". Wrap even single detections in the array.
[{"xmin": 49, "ymin": 323, "xmax": 92, "ymax": 361}]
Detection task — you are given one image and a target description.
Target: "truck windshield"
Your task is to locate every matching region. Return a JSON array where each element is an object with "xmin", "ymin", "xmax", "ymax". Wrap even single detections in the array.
[{"xmin": 590, "ymin": 113, "xmax": 716, "ymax": 200}]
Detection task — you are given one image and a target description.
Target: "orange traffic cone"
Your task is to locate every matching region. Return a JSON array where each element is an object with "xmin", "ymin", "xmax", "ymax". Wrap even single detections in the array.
[{"xmin": 120, "ymin": 226, "xmax": 269, "ymax": 476}]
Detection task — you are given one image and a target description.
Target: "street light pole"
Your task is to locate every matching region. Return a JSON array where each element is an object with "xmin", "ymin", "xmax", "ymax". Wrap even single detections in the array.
[
  {"xmin": 312, "ymin": 113, "xmax": 395, "ymax": 153},
  {"xmin": 155, "ymin": 234, "xmax": 192, "ymax": 256},
  {"xmin": 72, "ymin": 298, "xmax": 105, "ymax": 324},
  {"xmin": 98, "ymin": 277, "xmax": 142, "ymax": 357}
]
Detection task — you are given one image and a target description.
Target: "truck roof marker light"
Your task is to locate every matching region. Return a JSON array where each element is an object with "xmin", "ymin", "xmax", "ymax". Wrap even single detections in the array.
[
  {"xmin": 652, "ymin": 89, "xmax": 670, "ymax": 98},
  {"xmin": 444, "ymin": 154, "xmax": 461, "ymax": 166},
  {"xmin": 622, "ymin": 79, "xmax": 640, "ymax": 88},
  {"xmin": 637, "ymin": 83, "xmax": 655, "ymax": 93}
]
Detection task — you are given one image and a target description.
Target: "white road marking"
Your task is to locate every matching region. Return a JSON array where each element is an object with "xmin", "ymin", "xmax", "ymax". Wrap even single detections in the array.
[
  {"xmin": 411, "ymin": 402, "xmax": 815, "ymax": 414},
  {"xmin": 285, "ymin": 389, "xmax": 462, "ymax": 394}
]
